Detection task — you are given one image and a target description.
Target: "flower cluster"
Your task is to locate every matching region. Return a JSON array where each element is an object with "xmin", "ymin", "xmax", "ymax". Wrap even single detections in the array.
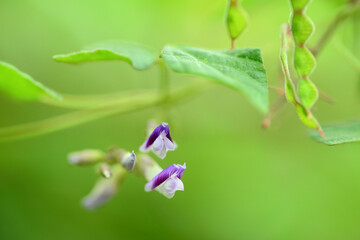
[
  {"xmin": 140, "ymin": 122, "xmax": 186, "ymax": 199},
  {"xmin": 68, "ymin": 122, "xmax": 186, "ymax": 210}
]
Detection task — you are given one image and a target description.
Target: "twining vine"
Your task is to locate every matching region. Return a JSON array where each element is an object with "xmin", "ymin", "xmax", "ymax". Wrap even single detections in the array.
[{"xmin": 0, "ymin": 0, "xmax": 359, "ymax": 208}]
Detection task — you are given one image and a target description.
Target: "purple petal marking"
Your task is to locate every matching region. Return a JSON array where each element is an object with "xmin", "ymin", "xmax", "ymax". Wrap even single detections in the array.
[
  {"xmin": 145, "ymin": 163, "xmax": 186, "ymax": 191},
  {"xmin": 176, "ymin": 163, "xmax": 186, "ymax": 179},
  {"xmin": 143, "ymin": 123, "xmax": 170, "ymax": 149},
  {"xmin": 166, "ymin": 132, "xmax": 174, "ymax": 143}
]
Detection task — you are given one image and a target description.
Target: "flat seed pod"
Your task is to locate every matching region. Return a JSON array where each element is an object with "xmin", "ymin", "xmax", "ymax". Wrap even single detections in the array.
[
  {"xmin": 294, "ymin": 47, "xmax": 316, "ymax": 77},
  {"xmin": 297, "ymin": 78, "xmax": 319, "ymax": 108},
  {"xmin": 290, "ymin": 0, "xmax": 311, "ymax": 11},
  {"xmin": 226, "ymin": 1, "xmax": 248, "ymax": 40},
  {"xmin": 292, "ymin": 14, "xmax": 314, "ymax": 44}
]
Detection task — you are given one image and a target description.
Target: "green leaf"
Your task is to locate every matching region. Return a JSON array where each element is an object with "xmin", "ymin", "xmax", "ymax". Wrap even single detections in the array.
[
  {"xmin": 292, "ymin": 14, "xmax": 314, "ymax": 44},
  {"xmin": 310, "ymin": 121, "xmax": 360, "ymax": 145},
  {"xmin": 0, "ymin": 61, "xmax": 61, "ymax": 101},
  {"xmin": 294, "ymin": 47, "xmax": 316, "ymax": 77},
  {"xmin": 161, "ymin": 45, "xmax": 268, "ymax": 113},
  {"xmin": 290, "ymin": 0, "xmax": 311, "ymax": 11},
  {"xmin": 53, "ymin": 41, "xmax": 157, "ymax": 70},
  {"xmin": 227, "ymin": 1, "xmax": 248, "ymax": 40},
  {"xmin": 297, "ymin": 78, "xmax": 318, "ymax": 108}
]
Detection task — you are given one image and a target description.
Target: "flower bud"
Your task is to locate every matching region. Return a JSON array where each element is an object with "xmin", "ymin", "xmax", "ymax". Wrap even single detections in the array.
[
  {"xmin": 99, "ymin": 163, "xmax": 112, "ymax": 179},
  {"xmin": 68, "ymin": 149, "xmax": 104, "ymax": 166},
  {"xmin": 121, "ymin": 151, "xmax": 136, "ymax": 171},
  {"xmin": 82, "ymin": 165, "xmax": 127, "ymax": 210}
]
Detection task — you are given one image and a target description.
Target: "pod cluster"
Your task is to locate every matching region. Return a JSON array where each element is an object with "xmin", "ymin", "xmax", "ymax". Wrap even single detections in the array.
[{"xmin": 291, "ymin": 0, "xmax": 318, "ymax": 109}]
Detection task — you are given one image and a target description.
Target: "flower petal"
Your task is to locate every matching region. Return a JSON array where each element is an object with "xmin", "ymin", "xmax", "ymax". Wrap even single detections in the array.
[
  {"xmin": 154, "ymin": 144, "xmax": 167, "ymax": 159},
  {"xmin": 152, "ymin": 136, "xmax": 164, "ymax": 151},
  {"xmin": 139, "ymin": 141, "xmax": 150, "ymax": 152},
  {"xmin": 157, "ymin": 177, "xmax": 184, "ymax": 199},
  {"xmin": 164, "ymin": 137, "xmax": 177, "ymax": 150},
  {"xmin": 166, "ymin": 131, "xmax": 174, "ymax": 143},
  {"xmin": 145, "ymin": 164, "xmax": 182, "ymax": 190},
  {"xmin": 175, "ymin": 163, "xmax": 186, "ymax": 179},
  {"xmin": 140, "ymin": 125, "xmax": 163, "ymax": 151},
  {"xmin": 175, "ymin": 178, "xmax": 184, "ymax": 191},
  {"xmin": 163, "ymin": 177, "xmax": 178, "ymax": 194}
]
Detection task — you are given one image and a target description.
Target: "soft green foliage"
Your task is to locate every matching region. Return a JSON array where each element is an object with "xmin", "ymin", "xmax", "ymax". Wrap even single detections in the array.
[
  {"xmin": 0, "ymin": 62, "xmax": 61, "ymax": 101},
  {"xmin": 297, "ymin": 78, "xmax": 318, "ymax": 108},
  {"xmin": 295, "ymin": 104, "xmax": 318, "ymax": 129},
  {"xmin": 227, "ymin": 1, "xmax": 248, "ymax": 40},
  {"xmin": 290, "ymin": 0, "xmax": 311, "ymax": 11},
  {"xmin": 161, "ymin": 45, "xmax": 268, "ymax": 113},
  {"xmin": 294, "ymin": 47, "xmax": 316, "ymax": 76},
  {"xmin": 310, "ymin": 121, "xmax": 360, "ymax": 145},
  {"xmin": 292, "ymin": 14, "xmax": 314, "ymax": 44},
  {"xmin": 53, "ymin": 41, "xmax": 157, "ymax": 70}
]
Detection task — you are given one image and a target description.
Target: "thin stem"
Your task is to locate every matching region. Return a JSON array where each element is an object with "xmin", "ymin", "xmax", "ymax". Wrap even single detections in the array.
[
  {"xmin": 39, "ymin": 89, "xmax": 151, "ymax": 109},
  {"xmin": 159, "ymin": 61, "xmax": 170, "ymax": 102},
  {"xmin": 268, "ymin": 86, "xmax": 286, "ymax": 96},
  {"xmin": 318, "ymin": 89, "xmax": 336, "ymax": 104},
  {"xmin": 262, "ymin": 97, "xmax": 286, "ymax": 129},
  {"xmin": 334, "ymin": 40, "xmax": 360, "ymax": 73},
  {"xmin": 0, "ymin": 82, "xmax": 211, "ymax": 142},
  {"xmin": 157, "ymin": 60, "xmax": 171, "ymax": 120},
  {"xmin": 312, "ymin": 2, "xmax": 360, "ymax": 57},
  {"xmin": 231, "ymin": 39, "xmax": 235, "ymax": 50}
]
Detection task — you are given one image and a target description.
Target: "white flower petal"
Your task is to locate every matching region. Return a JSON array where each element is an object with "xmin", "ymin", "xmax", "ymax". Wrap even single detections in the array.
[
  {"xmin": 152, "ymin": 137, "xmax": 164, "ymax": 151},
  {"xmin": 164, "ymin": 137, "xmax": 176, "ymax": 150},
  {"xmin": 154, "ymin": 144, "xmax": 167, "ymax": 159},
  {"xmin": 163, "ymin": 177, "xmax": 178, "ymax": 194},
  {"xmin": 139, "ymin": 141, "xmax": 150, "ymax": 152},
  {"xmin": 175, "ymin": 178, "xmax": 184, "ymax": 191}
]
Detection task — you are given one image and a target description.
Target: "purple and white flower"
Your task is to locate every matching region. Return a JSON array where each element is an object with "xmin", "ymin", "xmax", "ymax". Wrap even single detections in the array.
[
  {"xmin": 140, "ymin": 122, "xmax": 177, "ymax": 159},
  {"xmin": 145, "ymin": 163, "xmax": 186, "ymax": 199}
]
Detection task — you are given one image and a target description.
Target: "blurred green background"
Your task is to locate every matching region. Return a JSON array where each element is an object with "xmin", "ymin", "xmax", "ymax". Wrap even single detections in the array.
[{"xmin": 0, "ymin": 0, "xmax": 360, "ymax": 239}]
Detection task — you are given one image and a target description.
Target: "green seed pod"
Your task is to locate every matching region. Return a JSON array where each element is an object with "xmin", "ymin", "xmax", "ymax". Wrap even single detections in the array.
[
  {"xmin": 297, "ymin": 78, "xmax": 319, "ymax": 108},
  {"xmin": 292, "ymin": 14, "xmax": 314, "ymax": 44},
  {"xmin": 285, "ymin": 78, "xmax": 296, "ymax": 103},
  {"xmin": 295, "ymin": 104, "xmax": 318, "ymax": 129},
  {"xmin": 290, "ymin": 0, "xmax": 311, "ymax": 11},
  {"xmin": 294, "ymin": 47, "xmax": 316, "ymax": 76},
  {"xmin": 227, "ymin": 1, "xmax": 248, "ymax": 40}
]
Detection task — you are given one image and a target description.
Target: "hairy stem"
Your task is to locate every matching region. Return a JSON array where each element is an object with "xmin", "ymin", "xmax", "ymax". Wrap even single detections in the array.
[
  {"xmin": 312, "ymin": 2, "xmax": 360, "ymax": 57},
  {"xmin": 0, "ymin": 82, "xmax": 210, "ymax": 142},
  {"xmin": 39, "ymin": 89, "xmax": 151, "ymax": 109},
  {"xmin": 157, "ymin": 60, "xmax": 171, "ymax": 120}
]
